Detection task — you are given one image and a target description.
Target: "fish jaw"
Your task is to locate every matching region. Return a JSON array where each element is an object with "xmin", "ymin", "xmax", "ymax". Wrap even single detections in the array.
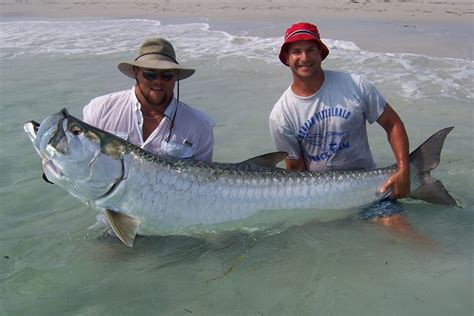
[{"xmin": 41, "ymin": 157, "xmax": 63, "ymax": 181}]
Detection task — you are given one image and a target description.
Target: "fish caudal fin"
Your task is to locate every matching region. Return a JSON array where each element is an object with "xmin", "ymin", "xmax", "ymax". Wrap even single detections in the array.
[
  {"xmin": 105, "ymin": 209, "xmax": 141, "ymax": 247},
  {"xmin": 408, "ymin": 127, "xmax": 458, "ymax": 206},
  {"xmin": 411, "ymin": 177, "xmax": 457, "ymax": 206}
]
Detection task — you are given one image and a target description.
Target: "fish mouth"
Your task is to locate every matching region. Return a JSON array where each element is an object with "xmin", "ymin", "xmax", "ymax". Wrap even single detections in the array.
[
  {"xmin": 24, "ymin": 121, "xmax": 57, "ymax": 184},
  {"xmin": 23, "ymin": 120, "xmax": 40, "ymax": 148},
  {"xmin": 24, "ymin": 110, "xmax": 69, "ymax": 184},
  {"xmin": 26, "ymin": 120, "xmax": 40, "ymax": 134}
]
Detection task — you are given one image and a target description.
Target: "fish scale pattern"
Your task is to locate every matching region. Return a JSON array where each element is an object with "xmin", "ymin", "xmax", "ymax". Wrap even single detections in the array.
[{"xmin": 104, "ymin": 150, "xmax": 393, "ymax": 234}]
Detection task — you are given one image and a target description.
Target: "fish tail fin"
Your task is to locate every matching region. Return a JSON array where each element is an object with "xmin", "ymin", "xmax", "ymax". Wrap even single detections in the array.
[{"xmin": 408, "ymin": 127, "xmax": 458, "ymax": 206}]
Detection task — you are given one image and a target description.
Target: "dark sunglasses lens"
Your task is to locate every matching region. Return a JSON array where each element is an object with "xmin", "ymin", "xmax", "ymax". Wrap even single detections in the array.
[
  {"xmin": 142, "ymin": 70, "xmax": 158, "ymax": 81},
  {"xmin": 142, "ymin": 70, "xmax": 175, "ymax": 82},
  {"xmin": 161, "ymin": 72, "xmax": 175, "ymax": 81}
]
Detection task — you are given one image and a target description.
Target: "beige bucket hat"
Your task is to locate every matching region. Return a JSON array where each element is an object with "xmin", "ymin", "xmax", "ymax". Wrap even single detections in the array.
[{"xmin": 118, "ymin": 38, "xmax": 195, "ymax": 80}]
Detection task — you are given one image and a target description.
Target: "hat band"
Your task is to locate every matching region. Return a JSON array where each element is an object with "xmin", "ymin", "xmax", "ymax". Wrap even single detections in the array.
[
  {"xmin": 286, "ymin": 29, "xmax": 319, "ymax": 41},
  {"xmin": 135, "ymin": 52, "xmax": 179, "ymax": 64}
]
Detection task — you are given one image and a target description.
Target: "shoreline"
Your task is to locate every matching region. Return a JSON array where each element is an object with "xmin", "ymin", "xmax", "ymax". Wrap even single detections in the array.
[{"xmin": 1, "ymin": 0, "xmax": 472, "ymax": 60}]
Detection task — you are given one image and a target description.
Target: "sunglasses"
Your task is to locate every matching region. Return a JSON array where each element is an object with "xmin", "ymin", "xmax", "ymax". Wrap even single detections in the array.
[{"xmin": 141, "ymin": 70, "xmax": 176, "ymax": 82}]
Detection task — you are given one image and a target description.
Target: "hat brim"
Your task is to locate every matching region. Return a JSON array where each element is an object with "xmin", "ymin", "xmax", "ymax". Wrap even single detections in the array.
[
  {"xmin": 279, "ymin": 35, "xmax": 329, "ymax": 66},
  {"xmin": 118, "ymin": 60, "xmax": 195, "ymax": 80}
]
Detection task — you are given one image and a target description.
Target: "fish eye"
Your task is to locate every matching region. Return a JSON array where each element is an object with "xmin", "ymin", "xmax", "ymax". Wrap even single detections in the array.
[{"xmin": 69, "ymin": 124, "xmax": 83, "ymax": 136}]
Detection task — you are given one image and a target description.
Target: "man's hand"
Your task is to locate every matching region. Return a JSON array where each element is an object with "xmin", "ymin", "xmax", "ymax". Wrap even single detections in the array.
[
  {"xmin": 285, "ymin": 157, "xmax": 306, "ymax": 171},
  {"xmin": 380, "ymin": 168, "xmax": 410, "ymax": 200}
]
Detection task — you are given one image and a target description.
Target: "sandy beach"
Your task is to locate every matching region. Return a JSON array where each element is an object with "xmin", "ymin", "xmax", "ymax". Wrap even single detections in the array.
[{"xmin": 0, "ymin": 0, "xmax": 472, "ymax": 24}]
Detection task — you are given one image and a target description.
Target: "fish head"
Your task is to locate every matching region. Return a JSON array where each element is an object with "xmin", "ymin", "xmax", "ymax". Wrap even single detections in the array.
[{"xmin": 24, "ymin": 109, "xmax": 125, "ymax": 203}]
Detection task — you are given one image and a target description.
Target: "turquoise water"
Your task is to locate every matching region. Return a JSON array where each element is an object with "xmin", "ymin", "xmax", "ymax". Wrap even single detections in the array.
[{"xmin": 1, "ymin": 18, "xmax": 473, "ymax": 315}]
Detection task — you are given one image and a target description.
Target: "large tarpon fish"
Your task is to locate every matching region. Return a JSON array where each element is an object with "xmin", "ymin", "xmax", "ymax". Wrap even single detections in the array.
[{"xmin": 24, "ymin": 109, "xmax": 457, "ymax": 246}]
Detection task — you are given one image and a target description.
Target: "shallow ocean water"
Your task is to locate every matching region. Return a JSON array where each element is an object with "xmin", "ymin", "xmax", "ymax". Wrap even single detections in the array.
[{"xmin": 0, "ymin": 18, "xmax": 473, "ymax": 315}]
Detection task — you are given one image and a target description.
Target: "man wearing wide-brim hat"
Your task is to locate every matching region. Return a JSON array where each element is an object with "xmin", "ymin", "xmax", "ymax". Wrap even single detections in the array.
[{"xmin": 83, "ymin": 38, "xmax": 214, "ymax": 161}]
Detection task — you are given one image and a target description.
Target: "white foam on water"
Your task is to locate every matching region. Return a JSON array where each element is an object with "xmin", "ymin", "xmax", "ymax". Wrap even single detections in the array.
[
  {"xmin": 331, "ymin": 49, "xmax": 473, "ymax": 100},
  {"xmin": 0, "ymin": 19, "xmax": 163, "ymax": 57},
  {"xmin": 2, "ymin": 19, "xmax": 471, "ymax": 101},
  {"xmin": 0, "ymin": 19, "xmax": 366, "ymax": 63}
]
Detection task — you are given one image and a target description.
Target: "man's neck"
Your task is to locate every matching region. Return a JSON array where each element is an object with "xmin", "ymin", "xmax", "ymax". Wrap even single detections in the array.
[
  {"xmin": 291, "ymin": 70, "xmax": 325, "ymax": 97},
  {"xmin": 141, "ymin": 100, "xmax": 170, "ymax": 118},
  {"xmin": 138, "ymin": 97, "xmax": 173, "ymax": 141}
]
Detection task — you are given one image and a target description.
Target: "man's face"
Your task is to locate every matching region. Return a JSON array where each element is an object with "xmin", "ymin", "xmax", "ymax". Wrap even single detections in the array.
[
  {"xmin": 134, "ymin": 67, "xmax": 177, "ymax": 108},
  {"xmin": 285, "ymin": 41, "xmax": 323, "ymax": 79}
]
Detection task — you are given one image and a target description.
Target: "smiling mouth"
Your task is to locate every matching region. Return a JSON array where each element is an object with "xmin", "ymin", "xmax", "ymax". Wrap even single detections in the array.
[{"xmin": 150, "ymin": 86, "xmax": 165, "ymax": 92}]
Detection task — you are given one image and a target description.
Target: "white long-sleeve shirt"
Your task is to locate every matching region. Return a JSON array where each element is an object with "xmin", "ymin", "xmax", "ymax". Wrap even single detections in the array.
[{"xmin": 83, "ymin": 87, "xmax": 215, "ymax": 162}]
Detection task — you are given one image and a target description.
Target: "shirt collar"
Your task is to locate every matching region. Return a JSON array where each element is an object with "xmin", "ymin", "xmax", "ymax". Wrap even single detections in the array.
[{"xmin": 130, "ymin": 86, "xmax": 141, "ymax": 112}]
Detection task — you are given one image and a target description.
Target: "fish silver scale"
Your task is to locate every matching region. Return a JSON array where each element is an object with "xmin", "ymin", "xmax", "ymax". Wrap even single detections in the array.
[{"xmin": 93, "ymin": 148, "xmax": 393, "ymax": 235}]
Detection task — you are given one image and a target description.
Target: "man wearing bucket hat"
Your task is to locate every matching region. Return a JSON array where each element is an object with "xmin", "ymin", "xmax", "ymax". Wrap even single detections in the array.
[
  {"xmin": 269, "ymin": 22, "xmax": 410, "ymax": 201},
  {"xmin": 83, "ymin": 38, "xmax": 214, "ymax": 161}
]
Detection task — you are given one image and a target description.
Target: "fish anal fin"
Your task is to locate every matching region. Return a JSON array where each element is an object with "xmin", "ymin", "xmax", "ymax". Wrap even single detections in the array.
[
  {"xmin": 241, "ymin": 152, "xmax": 287, "ymax": 168},
  {"xmin": 105, "ymin": 209, "xmax": 141, "ymax": 247}
]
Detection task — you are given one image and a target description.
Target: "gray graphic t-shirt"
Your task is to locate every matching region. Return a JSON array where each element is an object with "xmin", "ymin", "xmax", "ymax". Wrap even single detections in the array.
[{"xmin": 269, "ymin": 70, "xmax": 386, "ymax": 171}]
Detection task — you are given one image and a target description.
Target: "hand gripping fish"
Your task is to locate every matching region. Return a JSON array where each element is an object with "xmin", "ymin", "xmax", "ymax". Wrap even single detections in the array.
[{"xmin": 24, "ymin": 109, "xmax": 457, "ymax": 247}]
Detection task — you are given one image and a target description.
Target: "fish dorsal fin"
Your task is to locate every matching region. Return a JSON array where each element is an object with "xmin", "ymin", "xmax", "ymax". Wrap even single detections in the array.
[
  {"xmin": 241, "ymin": 152, "xmax": 287, "ymax": 168},
  {"xmin": 105, "ymin": 209, "xmax": 141, "ymax": 247}
]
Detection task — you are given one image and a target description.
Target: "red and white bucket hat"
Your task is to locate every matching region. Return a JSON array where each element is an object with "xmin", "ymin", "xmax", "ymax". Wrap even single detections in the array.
[{"xmin": 279, "ymin": 22, "xmax": 330, "ymax": 66}]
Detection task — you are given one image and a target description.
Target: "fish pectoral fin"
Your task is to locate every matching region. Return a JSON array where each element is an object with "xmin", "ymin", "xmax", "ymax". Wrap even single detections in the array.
[
  {"xmin": 241, "ymin": 152, "xmax": 288, "ymax": 168},
  {"xmin": 105, "ymin": 209, "xmax": 141, "ymax": 247}
]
